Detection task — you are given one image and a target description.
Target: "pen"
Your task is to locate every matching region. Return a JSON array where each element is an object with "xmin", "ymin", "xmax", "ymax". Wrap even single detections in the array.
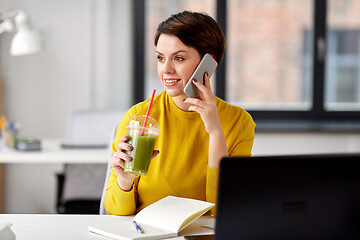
[{"xmin": 132, "ymin": 221, "xmax": 144, "ymax": 234}]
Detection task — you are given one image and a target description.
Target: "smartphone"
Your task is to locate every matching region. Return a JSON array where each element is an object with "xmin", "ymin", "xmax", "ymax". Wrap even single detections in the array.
[{"xmin": 183, "ymin": 53, "xmax": 218, "ymax": 98}]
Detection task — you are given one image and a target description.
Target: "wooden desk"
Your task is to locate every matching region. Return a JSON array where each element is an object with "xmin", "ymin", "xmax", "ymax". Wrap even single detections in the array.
[
  {"xmin": 0, "ymin": 214, "xmax": 214, "ymax": 240},
  {"xmin": 0, "ymin": 138, "xmax": 109, "ymax": 164}
]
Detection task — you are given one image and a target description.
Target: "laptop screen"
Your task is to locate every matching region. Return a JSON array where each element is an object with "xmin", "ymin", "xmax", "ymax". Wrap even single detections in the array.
[{"xmin": 215, "ymin": 153, "xmax": 360, "ymax": 240}]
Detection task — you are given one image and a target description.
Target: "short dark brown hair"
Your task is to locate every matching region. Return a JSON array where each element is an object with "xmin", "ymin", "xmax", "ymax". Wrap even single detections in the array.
[{"xmin": 154, "ymin": 11, "xmax": 226, "ymax": 64}]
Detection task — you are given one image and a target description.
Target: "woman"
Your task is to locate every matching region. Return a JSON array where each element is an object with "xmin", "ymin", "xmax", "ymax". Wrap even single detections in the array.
[{"xmin": 105, "ymin": 10, "xmax": 255, "ymax": 216}]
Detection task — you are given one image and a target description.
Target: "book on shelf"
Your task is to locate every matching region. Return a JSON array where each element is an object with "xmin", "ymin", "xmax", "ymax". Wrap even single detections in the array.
[{"xmin": 88, "ymin": 196, "xmax": 215, "ymax": 240}]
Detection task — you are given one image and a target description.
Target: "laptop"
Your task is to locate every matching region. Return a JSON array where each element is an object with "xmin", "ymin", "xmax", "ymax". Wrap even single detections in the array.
[{"xmin": 215, "ymin": 153, "xmax": 360, "ymax": 240}]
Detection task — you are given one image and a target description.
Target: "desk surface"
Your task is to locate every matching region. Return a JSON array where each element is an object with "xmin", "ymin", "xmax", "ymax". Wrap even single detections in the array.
[
  {"xmin": 0, "ymin": 139, "xmax": 109, "ymax": 164},
  {"xmin": 0, "ymin": 214, "xmax": 214, "ymax": 240}
]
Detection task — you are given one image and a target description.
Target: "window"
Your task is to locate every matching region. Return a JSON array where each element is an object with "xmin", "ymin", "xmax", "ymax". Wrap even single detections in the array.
[
  {"xmin": 133, "ymin": 0, "xmax": 360, "ymax": 130},
  {"xmin": 326, "ymin": 30, "xmax": 360, "ymax": 108},
  {"xmin": 226, "ymin": 0, "xmax": 313, "ymax": 111},
  {"xmin": 326, "ymin": 0, "xmax": 360, "ymax": 111}
]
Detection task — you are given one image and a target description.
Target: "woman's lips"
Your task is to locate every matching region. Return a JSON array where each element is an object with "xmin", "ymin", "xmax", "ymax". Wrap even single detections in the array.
[{"xmin": 164, "ymin": 78, "xmax": 181, "ymax": 87}]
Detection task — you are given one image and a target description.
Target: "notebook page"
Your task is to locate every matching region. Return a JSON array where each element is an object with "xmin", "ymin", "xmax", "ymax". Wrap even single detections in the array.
[{"xmin": 133, "ymin": 196, "xmax": 214, "ymax": 233}]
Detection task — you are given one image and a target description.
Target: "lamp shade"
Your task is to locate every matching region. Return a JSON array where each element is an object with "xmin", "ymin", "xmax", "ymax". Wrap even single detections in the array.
[
  {"xmin": 10, "ymin": 29, "xmax": 41, "ymax": 56},
  {"xmin": 10, "ymin": 11, "xmax": 41, "ymax": 56}
]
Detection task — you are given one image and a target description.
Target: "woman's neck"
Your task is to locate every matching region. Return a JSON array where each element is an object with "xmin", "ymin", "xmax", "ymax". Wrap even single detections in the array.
[{"xmin": 172, "ymin": 94, "xmax": 191, "ymax": 112}]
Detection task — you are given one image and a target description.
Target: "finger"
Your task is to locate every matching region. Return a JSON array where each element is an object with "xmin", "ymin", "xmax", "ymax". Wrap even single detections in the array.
[
  {"xmin": 192, "ymin": 78, "xmax": 207, "ymax": 92},
  {"xmin": 188, "ymin": 105, "xmax": 204, "ymax": 114},
  {"xmin": 192, "ymin": 78, "xmax": 212, "ymax": 100},
  {"xmin": 203, "ymin": 72, "xmax": 212, "ymax": 90},
  {"xmin": 183, "ymin": 98, "xmax": 205, "ymax": 108},
  {"xmin": 116, "ymin": 159, "xmax": 125, "ymax": 169},
  {"xmin": 118, "ymin": 141, "xmax": 132, "ymax": 152},
  {"xmin": 117, "ymin": 159, "xmax": 126, "ymax": 169},
  {"xmin": 110, "ymin": 155, "xmax": 125, "ymax": 169},
  {"xmin": 119, "ymin": 160, "xmax": 125, "ymax": 169},
  {"xmin": 121, "ymin": 135, "xmax": 129, "ymax": 142},
  {"xmin": 113, "ymin": 151, "xmax": 132, "ymax": 162},
  {"xmin": 151, "ymin": 150, "xmax": 160, "ymax": 159}
]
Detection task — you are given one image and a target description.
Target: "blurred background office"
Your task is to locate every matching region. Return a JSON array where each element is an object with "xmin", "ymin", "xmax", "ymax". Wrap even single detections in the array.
[{"xmin": 1, "ymin": 0, "xmax": 360, "ymax": 214}]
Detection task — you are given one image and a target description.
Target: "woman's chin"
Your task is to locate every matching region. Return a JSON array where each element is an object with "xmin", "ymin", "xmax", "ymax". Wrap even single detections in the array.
[{"xmin": 165, "ymin": 89, "xmax": 185, "ymax": 98}]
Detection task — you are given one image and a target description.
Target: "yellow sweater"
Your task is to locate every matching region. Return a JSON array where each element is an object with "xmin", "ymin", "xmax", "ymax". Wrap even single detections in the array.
[{"xmin": 105, "ymin": 91, "xmax": 255, "ymax": 215}]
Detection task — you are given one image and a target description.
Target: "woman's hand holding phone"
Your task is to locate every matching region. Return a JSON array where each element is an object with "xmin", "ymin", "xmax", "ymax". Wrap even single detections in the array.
[
  {"xmin": 184, "ymin": 73, "xmax": 223, "ymax": 136},
  {"xmin": 183, "ymin": 53, "xmax": 217, "ymax": 98},
  {"xmin": 182, "ymin": 53, "xmax": 222, "ymax": 134},
  {"xmin": 184, "ymin": 71, "xmax": 229, "ymax": 168}
]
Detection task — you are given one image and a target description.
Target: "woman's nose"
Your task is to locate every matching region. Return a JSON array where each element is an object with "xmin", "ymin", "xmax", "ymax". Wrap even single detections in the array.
[{"xmin": 163, "ymin": 60, "xmax": 175, "ymax": 74}]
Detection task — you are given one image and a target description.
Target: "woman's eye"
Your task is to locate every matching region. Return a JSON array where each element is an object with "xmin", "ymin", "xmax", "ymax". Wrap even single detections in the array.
[
  {"xmin": 175, "ymin": 56, "xmax": 184, "ymax": 61},
  {"xmin": 157, "ymin": 56, "xmax": 164, "ymax": 62}
]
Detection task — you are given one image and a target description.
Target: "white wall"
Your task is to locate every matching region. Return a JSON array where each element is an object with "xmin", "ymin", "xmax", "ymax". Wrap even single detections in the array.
[
  {"xmin": 1, "ymin": 0, "xmax": 360, "ymax": 214},
  {"xmin": 1, "ymin": 0, "xmax": 90, "ymax": 138},
  {"xmin": 0, "ymin": 0, "xmax": 133, "ymax": 213},
  {"xmin": 0, "ymin": 0, "xmax": 133, "ymax": 137}
]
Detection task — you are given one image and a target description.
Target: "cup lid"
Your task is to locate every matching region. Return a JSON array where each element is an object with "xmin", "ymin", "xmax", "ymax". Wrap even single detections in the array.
[{"xmin": 126, "ymin": 115, "xmax": 160, "ymax": 134}]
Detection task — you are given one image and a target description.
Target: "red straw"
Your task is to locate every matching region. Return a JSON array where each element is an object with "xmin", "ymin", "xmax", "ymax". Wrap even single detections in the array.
[{"xmin": 141, "ymin": 89, "xmax": 156, "ymax": 136}]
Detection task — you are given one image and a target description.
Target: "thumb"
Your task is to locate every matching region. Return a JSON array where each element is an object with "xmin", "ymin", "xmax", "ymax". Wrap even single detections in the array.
[{"xmin": 151, "ymin": 150, "xmax": 160, "ymax": 159}]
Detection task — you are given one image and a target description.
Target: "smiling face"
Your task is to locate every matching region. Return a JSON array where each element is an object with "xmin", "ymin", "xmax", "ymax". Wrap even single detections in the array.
[{"xmin": 156, "ymin": 34, "xmax": 201, "ymax": 99}]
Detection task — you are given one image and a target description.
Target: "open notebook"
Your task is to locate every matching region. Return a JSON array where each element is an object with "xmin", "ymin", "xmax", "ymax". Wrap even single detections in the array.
[{"xmin": 89, "ymin": 196, "xmax": 215, "ymax": 240}]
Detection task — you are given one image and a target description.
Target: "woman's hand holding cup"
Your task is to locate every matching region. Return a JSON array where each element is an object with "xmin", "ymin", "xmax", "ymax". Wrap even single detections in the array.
[
  {"xmin": 110, "ymin": 135, "xmax": 136, "ymax": 191},
  {"xmin": 110, "ymin": 134, "xmax": 160, "ymax": 191}
]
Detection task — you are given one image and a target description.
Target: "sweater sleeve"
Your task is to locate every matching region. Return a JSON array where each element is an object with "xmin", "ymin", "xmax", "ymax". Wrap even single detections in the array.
[
  {"xmin": 206, "ymin": 108, "xmax": 255, "ymax": 216},
  {"xmin": 229, "ymin": 110, "xmax": 256, "ymax": 157},
  {"xmin": 104, "ymin": 169, "xmax": 138, "ymax": 215},
  {"xmin": 206, "ymin": 165, "xmax": 219, "ymax": 216}
]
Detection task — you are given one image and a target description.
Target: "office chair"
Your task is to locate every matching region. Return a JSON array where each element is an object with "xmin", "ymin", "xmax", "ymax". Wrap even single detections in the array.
[
  {"xmin": 99, "ymin": 122, "xmax": 119, "ymax": 215},
  {"xmin": 56, "ymin": 109, "xmax": 124, "ymax": 214}
]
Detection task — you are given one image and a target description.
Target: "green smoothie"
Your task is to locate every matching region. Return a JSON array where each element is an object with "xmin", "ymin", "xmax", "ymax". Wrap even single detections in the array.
[{"xmin": 124, "ymin": 133, "xmax": 158, "ymax": 176}]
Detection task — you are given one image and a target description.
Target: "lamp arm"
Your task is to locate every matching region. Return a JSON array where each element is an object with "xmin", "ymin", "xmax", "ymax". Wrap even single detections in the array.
[
  {"xmin": 0, "ymin": 9, "xmax": 23, "ymax": 34},
  {"xmin": 0, "ymin": 19, "xmax": 14, "ymax": 35},
  {"xmin": 0, "ymin": 9, "xmax": 21, "ymax": 21}
]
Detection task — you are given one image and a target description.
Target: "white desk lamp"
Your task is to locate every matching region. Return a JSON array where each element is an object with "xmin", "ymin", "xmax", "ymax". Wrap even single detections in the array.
[
  {"xmin": 0, "ymin": 10, "xmax": 41, "ymax": 56},
  {"xmin": 0, "ymin": 9, "xmax": 41, "ymax": 131}
]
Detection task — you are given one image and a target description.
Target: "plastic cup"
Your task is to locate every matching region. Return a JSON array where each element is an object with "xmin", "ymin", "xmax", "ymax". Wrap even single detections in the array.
[{"xmin": 124, "ymin": 115, "xmax": 160, "ymax": 176}]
